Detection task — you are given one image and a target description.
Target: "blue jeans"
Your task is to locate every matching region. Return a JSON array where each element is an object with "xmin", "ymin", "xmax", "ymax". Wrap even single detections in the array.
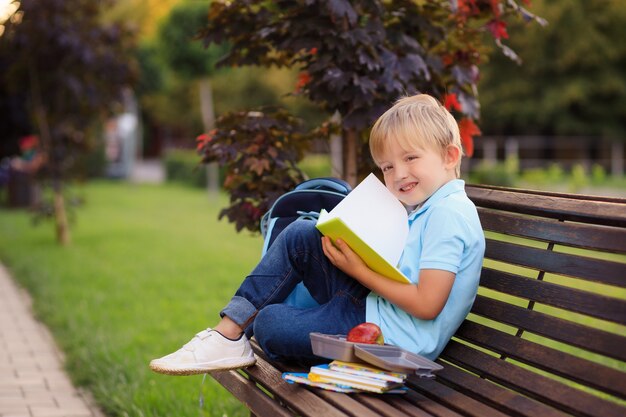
[{"xmin": 220, "ymin": 219, "xmax": 369, "ymax": 362}]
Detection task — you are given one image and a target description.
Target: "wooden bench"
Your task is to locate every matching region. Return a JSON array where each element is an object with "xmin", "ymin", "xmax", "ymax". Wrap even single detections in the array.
[{"xmin": 211, "ymin": 185, "xmax": 626, "ymax": 417}]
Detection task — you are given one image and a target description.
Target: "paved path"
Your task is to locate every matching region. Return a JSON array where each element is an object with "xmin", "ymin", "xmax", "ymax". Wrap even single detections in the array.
[{"xmin": 0, "ymin": 264, "xmax": 103, "ymax": 417}]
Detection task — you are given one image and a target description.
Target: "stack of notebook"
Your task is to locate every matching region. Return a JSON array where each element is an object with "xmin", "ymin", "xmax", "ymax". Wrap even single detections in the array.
[{"xmin": 282, "ymin": 360, "xmax": 409, "ymax": 394}]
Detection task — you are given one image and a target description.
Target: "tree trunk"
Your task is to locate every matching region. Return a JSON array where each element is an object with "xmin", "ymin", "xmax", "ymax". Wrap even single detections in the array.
[
  {"xmin": 343, "ymin": 128, "xmax": 359, "ymax": 187},
  {"xmin": 53, "ymin": 183, "xmax": 71, "ymax": 245},
  {"xmin": 29, "ymin": 62, "xmax": 71, "ymax": 245},
  {"xmin": 329, "ymin": 111, "xmax": 343, "ymax": 178},
  {"xmin": 199, "ymin": 78, "xmax": 219, "ymax": 195},
  {"xmin": 34, "ymin": 103, "xmax": 71, "ymax": 246}
]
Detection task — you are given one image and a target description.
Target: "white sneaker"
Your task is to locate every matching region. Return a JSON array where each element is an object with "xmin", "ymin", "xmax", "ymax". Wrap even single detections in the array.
[{"xmin": 149, "ymin": 328, "xmax": 256, "ymax": 375}]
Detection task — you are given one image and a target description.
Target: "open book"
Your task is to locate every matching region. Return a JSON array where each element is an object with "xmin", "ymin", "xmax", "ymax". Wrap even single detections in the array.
[{"xmin": 316, "ymin": 173, "xmax": 411, "ymax": 284}]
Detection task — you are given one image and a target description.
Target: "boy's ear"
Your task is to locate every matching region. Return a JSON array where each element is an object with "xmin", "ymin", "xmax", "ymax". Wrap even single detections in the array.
[{"xmin": 444, "ymin": 145, "xmax": 461, "ymax": 168}]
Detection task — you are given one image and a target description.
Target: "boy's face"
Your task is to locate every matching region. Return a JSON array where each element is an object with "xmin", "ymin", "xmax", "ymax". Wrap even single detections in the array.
[{"xmin": 378, "ymin": 139, "xmax": 459, "ymax": 209}]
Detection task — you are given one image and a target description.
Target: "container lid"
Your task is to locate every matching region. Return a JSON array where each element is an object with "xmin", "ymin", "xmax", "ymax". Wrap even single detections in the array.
[{"xmin": 354, "ymin": 344, "xmax": 444, "ymax": 374}]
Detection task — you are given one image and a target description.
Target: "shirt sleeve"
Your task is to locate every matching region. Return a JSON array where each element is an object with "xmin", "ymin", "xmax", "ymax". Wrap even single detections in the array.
[{"xmin": 419, "ymin": 204, "xmax": 466, "ymax": 274}]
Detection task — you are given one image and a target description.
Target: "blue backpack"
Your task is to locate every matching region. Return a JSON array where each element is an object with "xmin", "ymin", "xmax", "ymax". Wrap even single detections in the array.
[{"xmin": 260, "ymin": 177, "xmax": 352, "ymax": 307}]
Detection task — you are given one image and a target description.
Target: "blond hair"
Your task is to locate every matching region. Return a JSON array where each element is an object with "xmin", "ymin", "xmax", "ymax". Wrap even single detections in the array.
[{"xmin": 369, "ymin": 94, "xmax": 463, "ymax": 177}]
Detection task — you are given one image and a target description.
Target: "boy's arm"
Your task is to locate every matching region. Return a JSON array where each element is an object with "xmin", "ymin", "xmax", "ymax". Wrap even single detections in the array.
[{"xmin": 321, "ymin": 236, "xmax": 454, "ymax": 320}]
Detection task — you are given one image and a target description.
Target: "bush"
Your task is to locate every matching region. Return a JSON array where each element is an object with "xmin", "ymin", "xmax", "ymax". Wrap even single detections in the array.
[
  {"xmin": 569, "ymin": 164, "xmax": 589, "ymax": 193},
  {"xmin": 163, "ymin": 149, "xmax": 207, "ymax": 188},
  {"xmin": 591, "ymin": 164, "xmax": 607, "ymax": 185},
  {"xmin": 469, "ymin": 157, "xmax": 518, "ymax": 187}
]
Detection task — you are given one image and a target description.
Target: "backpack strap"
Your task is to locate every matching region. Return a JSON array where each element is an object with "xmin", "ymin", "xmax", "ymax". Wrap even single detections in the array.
[{"xmin": 295, "ymin": 177, "xmax": 351, "ymax": 194}]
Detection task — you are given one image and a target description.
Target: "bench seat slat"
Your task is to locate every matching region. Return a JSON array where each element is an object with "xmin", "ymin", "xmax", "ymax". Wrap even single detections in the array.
[
  {"xmin": 304, "ymin": 388, "xmax": 393, "ymax": 417},
  {"xmin": 471, "ymin": 295, "xmax": 626, "ymax": 362},
  {"xmin": 375, "ymin": 395, "xmax": 438, "ymax": 417},
  {"xmin": 387, "ymin": 391, "xmax": 465, "ymax": 417},
  {"xmin": 407, "ymin": 375, "xmax": 512, "ymax": 417},
  {"xmin": 442, "ymin": 341, "xmax": 625, "ymax": 417},
  {"xmin": 243, "ymin": 352, "xmax": 352, "ymax": 417},
  {"xmin": 484, "ymin": 239, "xmax": 626, "ymax": 287},
  {"xmin": 478, "ymin": 208, "xmax": 626, "ymax": 253},
  {"xmin": 480, "ymin": 268, "xmax": 626, "ymax": 324},
  {"xmin": 454, "ymin": 321, "xmax": 626, "ymax": 399},
  {"xmin": 428, "ymin": 359, "xmax": 572, "ymax": 417},
  {"xmin": 211, "ymin": 369, "xmax": 295, "ymax": 417},
  {"xmin": 355, "ymin": 394, "xmax": 435, "ymax": 417}
]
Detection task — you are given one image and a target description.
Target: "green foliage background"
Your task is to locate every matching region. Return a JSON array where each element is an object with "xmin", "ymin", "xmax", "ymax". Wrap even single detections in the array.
[{"xmin": 479, "ymin": 0, "xmax": 626, "ymax": 138}]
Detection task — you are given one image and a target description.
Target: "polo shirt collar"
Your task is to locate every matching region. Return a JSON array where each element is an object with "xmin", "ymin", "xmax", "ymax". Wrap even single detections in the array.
[{"xmin": 408, "ymin": 179, "xmax": 465, "ymax": 221}]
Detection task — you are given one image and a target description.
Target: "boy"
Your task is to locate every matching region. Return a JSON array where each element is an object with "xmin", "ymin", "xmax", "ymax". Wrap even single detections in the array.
[{"xmin": 149, "ymin": 94, "xmax": 485, "ymax": 375}]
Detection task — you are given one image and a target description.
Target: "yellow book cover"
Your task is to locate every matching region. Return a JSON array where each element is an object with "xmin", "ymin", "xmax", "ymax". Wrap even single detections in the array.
[{"xmin": 316, "ymin": 173, "xmax": 411, "ymax": 284}]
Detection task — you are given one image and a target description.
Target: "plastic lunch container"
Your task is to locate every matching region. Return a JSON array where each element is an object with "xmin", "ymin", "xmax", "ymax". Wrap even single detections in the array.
[
  {"xmin": 353, "ymin": 344, "xmax": 443, "ymax": 374},
  {"xmin": 309, "ymin": 333, "xmax": 364, "ymax": 362},
  {"xmin": 310, "ymin": 332, "xmax": 443, "ymax": 374}
]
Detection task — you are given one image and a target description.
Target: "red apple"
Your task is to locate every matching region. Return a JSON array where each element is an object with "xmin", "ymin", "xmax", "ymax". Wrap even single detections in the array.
[{"xmin": 346, "ymin": 322, "xmax": 384, "ymax": 345}]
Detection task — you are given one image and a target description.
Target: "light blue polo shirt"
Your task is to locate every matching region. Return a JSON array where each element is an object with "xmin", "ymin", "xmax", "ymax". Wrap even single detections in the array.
[{"xmin": 365, "ymin": 179, "xmax": 485, "ymax": 360}]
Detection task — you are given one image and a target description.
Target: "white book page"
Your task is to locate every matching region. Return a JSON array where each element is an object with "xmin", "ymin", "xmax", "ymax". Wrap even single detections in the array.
[{"xmin": 322, "ymin": 173, "xmax": 409, "ymax": 266}]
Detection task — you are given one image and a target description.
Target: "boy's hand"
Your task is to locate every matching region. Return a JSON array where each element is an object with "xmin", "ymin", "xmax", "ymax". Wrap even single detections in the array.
[{"xmin": 321, "ymin": 236, "xmax": 369, "ymax": 279}]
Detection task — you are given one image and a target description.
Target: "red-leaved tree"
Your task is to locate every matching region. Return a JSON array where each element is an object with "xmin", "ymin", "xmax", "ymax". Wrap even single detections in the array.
[{"xmin": 196, "ymin": 0, "xmax": 544, "ymax": 232}]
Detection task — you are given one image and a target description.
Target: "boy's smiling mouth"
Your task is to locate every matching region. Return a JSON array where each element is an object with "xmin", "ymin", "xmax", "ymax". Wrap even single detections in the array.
[{"xmin": 400, "ymin": 182, "xmax": 418, "ymax": 192}]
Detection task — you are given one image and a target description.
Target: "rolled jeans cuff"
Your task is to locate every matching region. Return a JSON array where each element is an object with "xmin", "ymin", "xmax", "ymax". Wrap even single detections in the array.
[{"xmin": 220, "ymin": 295, "xmax": 257, "ymax": 328}]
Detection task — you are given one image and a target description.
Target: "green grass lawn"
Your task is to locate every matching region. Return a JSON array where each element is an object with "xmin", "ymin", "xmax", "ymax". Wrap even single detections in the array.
[{"xmin": 0, "ymin": 181, "xmax": 263, "ymax": 417}]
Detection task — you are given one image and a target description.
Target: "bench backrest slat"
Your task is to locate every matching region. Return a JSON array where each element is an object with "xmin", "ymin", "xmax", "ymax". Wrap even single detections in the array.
[
  {"xmin": 478, "ymin": 208, "xmax": 626, "ymax": 253},
  {"xmin": 485, "ymin": 239, "xmax": 626, "ymax": 287},
  {"xmin": 443, "ymin": 341, "xmax": 626, "ymax": 417},
  {"xmin": 467, "ymin": 186, "xmax": 626, "ymax": 227},
  {"xmin": 479, "ymin": 268, "xmax": 626, "ymax": 324},
  {"xmin": 454, "ymin": 321, "xmax": 626, "ymax": 399},
  {"xmin": 471, "ymin": 295, "xmax": 626, "ymax": 362}
]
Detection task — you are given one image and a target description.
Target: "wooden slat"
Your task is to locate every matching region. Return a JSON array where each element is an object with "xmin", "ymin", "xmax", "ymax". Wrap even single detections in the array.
[
  {"xmin": 442, "ymin": 341, "xmax": 626, "ymax": 417},
  {"xmin": 468, "ymin": 184, "xmax": 626, "ymax": 203},
  {"xmin": 249, "ymin": 341, "xmax": 404, "ymax": 417},
  {"xmin": 430, "ymin": 359, "xmax": 571, "ymax": 417},
  {"xmin": 312, "ymin": 389, "xmax": 403, "ymax": 417},
  {"xmin": 480, "ymin": 268, "xmax": 626, "ymax": 324},
  {"xmin": 478, "ymin": 208, "xmax": 626, "ymax": 253},
  {"xmin": 454, "ymin": 321, "xmax": 626, "ymax": 399},
  {"xmin": 371, "ymin": 394, "xmax": 437, "ymax": 417},
  {"xmin": 407, "ymin": 373, "xmax": 514, "ymax": 417},
  {"xmin": 466, "ymin": 186, "xmax": 626, "ymax": 227},
  {"xmin": 356, "ymin": 394, "xmax": 432, "ymax": 417},
  {"xmin": 386, "ymin": 391, "xmax": 464, "ymax": 417},
  {"xmin": 484, "ymin": 239, "xmax": 626, "ymax": 287},
  {"xmin": 242, "ymin": 351, "xmax": 350, "ymax": 417},
  {"xmin": 211, "ymin": 369, "xmax": 294, "ymax": 417},
  {"xmin": 471, "ymin": 296, "xmax": 626, "ymax": 362}
]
